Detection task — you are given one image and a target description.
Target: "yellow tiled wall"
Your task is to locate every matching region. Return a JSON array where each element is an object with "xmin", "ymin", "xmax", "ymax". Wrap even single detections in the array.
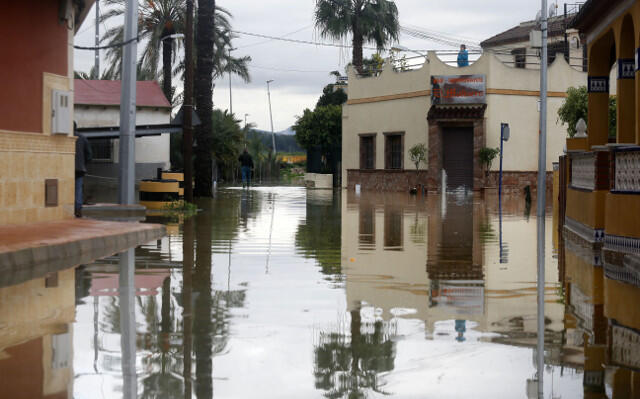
[{"xmin": 0, "ymin": 131, "xmax": 76, "ymax": 225}]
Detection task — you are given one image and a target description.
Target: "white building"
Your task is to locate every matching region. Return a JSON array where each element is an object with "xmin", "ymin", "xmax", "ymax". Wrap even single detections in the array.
[{"xmin": 74, "ymin": 79, "xmax": 173, "ymax": 202}]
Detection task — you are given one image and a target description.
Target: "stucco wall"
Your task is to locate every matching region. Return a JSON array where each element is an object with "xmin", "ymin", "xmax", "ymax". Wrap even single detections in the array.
[
  {"xmin": 342, "ymin": 52, "xmax": 587, "ymax": 187},
  {"xmin": 75, "ymin": 106, "xmax": 171, "ymax": 167}
]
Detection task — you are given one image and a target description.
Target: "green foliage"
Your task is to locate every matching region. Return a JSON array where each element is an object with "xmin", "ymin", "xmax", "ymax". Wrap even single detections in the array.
[
  {"xmin": 211, "ymin": 109, "xmax": 246, "ymax": 181},
  {"xmin": 314, "ymin": 0, "xmax": 399, "ymax": 72},
  {"xmin": 556, "ymin": 86, "xmax": 588, "ymax": 137},
  {"xmin": 557, "ymin": 86, "xmax": 617, "ymax": 138},
  {"xmin": 293, "ymin": 104, "xmax": 342, "ymax": 152},
  {"xmin": 316, "ymin": 85, "xmax": 347, "ymax": 107},
  {"xmin": 408, "ymin": 143, "xmax": 427, "ymax": 171},
  {"xmin": 162, "ymin": 200, "xmax": 198, "ymax": 218},
  {"xmin": 478, "ymin": 147, "xmax": 500, "ymax": 173}
]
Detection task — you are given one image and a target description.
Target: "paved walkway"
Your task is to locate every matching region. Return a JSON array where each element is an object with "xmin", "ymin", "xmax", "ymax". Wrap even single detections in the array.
[{"xmin": 0, "ymin": 218, "xmax": 165, "ymax": 287}]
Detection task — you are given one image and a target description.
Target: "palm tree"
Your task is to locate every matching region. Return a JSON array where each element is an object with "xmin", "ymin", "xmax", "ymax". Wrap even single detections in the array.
[
  {"xmin": 314, "ymin": 0, "xmax": 400, "ymax": 73},
  {"xmin": 100, "ymin": 0, "xmax": 186, "ymax": 102},
  {"xmin": 194, "ymin": 0, "xmax": 216, "ymax": 197}
]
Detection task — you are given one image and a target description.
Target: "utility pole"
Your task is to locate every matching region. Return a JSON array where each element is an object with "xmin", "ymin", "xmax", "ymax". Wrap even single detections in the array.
[
  {"xmin": 267, "ymin": 80, "xmax": 276, "ymax": 154},
  {"xmin": 228, "ymin": 47, "xmax": 236, "ymax": 115},
  {"xmin": 118, "ymin": 0, "xmax": 138, "ymax": 205},
  {"xmin": 183, "ymin": 0, "xmax": 194, "ymax": 202},
  {"xmin": 244, "ymin": 113, "xmax": 249, "ymax": 128},
  {"xmin": 536, "ymin": 0, "xmax": 548, "ymax": 397},
  {"xmin": 94, "ymin": 0, "xmax": 100, "ymax": 78}
]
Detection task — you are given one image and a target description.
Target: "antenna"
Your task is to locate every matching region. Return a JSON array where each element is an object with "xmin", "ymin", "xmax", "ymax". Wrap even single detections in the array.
[{"xmin": 549, "ymin": 3, "xmax": 557, "ymax": 18}]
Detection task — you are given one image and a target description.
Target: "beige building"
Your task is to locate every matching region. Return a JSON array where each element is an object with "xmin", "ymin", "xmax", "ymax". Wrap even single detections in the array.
[{"xmin": 342, "ymin": 48, "xmax": 586, "ymax": 193}]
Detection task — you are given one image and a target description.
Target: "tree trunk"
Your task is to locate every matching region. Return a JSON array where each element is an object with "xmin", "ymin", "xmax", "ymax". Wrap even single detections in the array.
[
  {"xmin": 162, "ymin": 30, "xmax": 173, "ymax": 104},
  {"xmin": 194, "ymin": 0, "xmax": 215, "ymax": 197},
  {"xmin": 193, "ymin": 216, "xmax": 213, "ymax": 398},
  {"xmin": 352, "ymin": 24, "xmax": 364, "ymax": 74}
]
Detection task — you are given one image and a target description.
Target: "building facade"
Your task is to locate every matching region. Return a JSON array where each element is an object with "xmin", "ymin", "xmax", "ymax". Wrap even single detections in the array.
[
  {"xmin": 342, "ymin": 51, "xmax": 586, "ymax": 192},
  {"xmin": 74, "ymin": 79, "xmax": 172, "ymax": 180},
  {"xmin": 0, "ymin": 1, "xmax": 94, "ymax": 225}
]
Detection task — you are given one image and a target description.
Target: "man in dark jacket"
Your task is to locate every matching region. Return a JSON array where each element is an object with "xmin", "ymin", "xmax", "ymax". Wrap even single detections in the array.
[
  {"xmin": 74, "ymin": 123, "xmax": 92, "ymax": 217},
  {"xmin": 238, "ymin": 148, "xmax": 254, "ymax": 188}
]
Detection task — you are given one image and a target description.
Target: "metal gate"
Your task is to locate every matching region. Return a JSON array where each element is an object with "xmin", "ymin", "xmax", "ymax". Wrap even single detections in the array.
[{"xmin": 443, "ymin": 127, "xmax": 473, "ymax": 191}]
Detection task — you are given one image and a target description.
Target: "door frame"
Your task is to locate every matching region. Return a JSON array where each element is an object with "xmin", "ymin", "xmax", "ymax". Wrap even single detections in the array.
[{"xmin": 426, "ymin": 106, "xmax": 487, "ymax": 192}]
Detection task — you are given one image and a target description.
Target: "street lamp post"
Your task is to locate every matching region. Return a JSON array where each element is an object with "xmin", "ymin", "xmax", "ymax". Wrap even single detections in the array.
[{"xmin": 266, "ymin": 80, "xmax": 276, "ymax": 154}]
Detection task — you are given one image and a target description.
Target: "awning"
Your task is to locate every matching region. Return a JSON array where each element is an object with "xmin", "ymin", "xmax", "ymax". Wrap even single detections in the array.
[{"xmin": 427, "ymin": 104, "xmax": 487, "ymax": 120}]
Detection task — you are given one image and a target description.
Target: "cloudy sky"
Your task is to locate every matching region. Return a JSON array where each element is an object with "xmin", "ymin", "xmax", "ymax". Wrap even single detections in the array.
[{"xmin": 74, "ymin": 0, "xmax": 574, "ymax": 132}]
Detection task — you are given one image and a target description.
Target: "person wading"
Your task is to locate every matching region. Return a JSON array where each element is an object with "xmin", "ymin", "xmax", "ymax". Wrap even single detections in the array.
[
  {"xmin": 238, "ymin": 148, "xmax": 254, "ymax": 188},
  {"xmin": 74, "ymin": 122, "xmax": 92, "ymax": 217},
  {"xmin": 457, "ymin": 44, "xmax": 469, "ymax": 67}
]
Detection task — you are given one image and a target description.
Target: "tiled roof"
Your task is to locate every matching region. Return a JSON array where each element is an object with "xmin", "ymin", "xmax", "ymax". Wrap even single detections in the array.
[
  {"xmin": 74, "ymin": 79, "xmax": 171, "ymax": 108},
  {"xmin": 481, "ymin": 15, "xmax": 570, "ymax": 48}
]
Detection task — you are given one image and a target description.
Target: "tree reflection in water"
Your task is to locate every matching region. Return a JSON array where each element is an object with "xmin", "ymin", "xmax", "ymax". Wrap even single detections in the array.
[
  {"xmin": 194, "ymin": 201, "xmax": 247, "ymax": 399},
  {"xmin": 295, "ymin": 191, "xmax": 342, "ymax": 278},
  {"xmin": 314, "ymin": 308, "xmax": 396, "ymax": 398}
]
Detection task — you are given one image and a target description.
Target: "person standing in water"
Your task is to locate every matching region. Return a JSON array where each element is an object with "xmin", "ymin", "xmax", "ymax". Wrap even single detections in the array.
[{"xmin": 238, "ymin": 148, "xmax": 254, "ymax": 188}]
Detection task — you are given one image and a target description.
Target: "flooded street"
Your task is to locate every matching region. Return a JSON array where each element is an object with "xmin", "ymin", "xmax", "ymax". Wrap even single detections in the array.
[{"xmin": 1, "ymin": 187, "xmax": 604, "ymax": 398}]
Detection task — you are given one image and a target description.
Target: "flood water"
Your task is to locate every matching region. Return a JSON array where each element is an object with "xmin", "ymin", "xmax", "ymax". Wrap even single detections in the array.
[{"xmin": 2, "ymin": 186, "xmax": 629, "ymax": 398}]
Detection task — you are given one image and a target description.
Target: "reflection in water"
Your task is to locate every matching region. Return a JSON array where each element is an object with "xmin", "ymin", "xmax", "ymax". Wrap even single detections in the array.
[
  {"xmin": 119, "ymin": 249, "xmax": 137, "ymax": 399},
  {"xmin": 1, "ymin": 187, "xmax": 621, "ymax": 398},
  {"xmin": 314, "ymin": 308, "xmax": 396, "ymax": 398}
]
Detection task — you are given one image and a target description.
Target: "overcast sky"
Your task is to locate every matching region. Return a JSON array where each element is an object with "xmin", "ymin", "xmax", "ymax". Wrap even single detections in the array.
[{"xmin": 74, "ymin": 1, "xmax": 575, "ymax": 132}]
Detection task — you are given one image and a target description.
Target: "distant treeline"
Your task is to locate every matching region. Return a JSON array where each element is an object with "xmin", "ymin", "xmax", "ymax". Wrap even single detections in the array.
[{"xmin": 247, "ymin": 129, "xmax": 303, "ymax": 153}]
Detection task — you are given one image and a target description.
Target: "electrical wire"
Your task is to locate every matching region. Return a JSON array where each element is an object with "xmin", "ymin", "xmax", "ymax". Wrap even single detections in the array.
[
  {"xmin": 232, "ymin": 30, "xmax": 381, "ymax": 51},
  {"xmin": 74, "ymin": 36, "xmax": 140, "ymax": 50},
  {"xmin": 238, "ymin": 25, "xmax": 313, "ymax": 49}
]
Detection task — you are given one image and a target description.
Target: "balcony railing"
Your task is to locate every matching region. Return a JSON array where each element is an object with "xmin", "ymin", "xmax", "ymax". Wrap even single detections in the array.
[
  {"xmin": 570, "ymin": 152, "xmax": 596, "ymax": 190},
  {"xmin": 613, "ymin": 148, "xmax": 640, "ymax": 193}
]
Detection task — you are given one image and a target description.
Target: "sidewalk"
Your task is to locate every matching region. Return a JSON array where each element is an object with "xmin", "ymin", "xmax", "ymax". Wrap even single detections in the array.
[{"xmin": 0, "ymin": 218, "xmax": 165, "ymax": 288}]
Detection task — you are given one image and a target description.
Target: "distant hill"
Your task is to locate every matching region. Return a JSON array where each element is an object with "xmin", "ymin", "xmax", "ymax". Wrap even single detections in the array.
[{"xmin": 247, "ymin": 128, "xmax": 303, "ymax": 153}]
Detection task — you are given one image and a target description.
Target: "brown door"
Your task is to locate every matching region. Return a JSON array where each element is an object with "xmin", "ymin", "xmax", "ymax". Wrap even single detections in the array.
[{"xmin": 443, "ymin": 127, "xmax": 473, "ymax": 190}]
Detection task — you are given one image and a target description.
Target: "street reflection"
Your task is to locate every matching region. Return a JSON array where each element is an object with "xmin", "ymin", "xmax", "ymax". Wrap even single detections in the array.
[{"xmin": 3, "ymin": 187, "xmax": 626, "ymax": 398}]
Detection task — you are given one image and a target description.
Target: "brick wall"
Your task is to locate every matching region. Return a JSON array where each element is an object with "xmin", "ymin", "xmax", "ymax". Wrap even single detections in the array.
[
  {"xmin": 0, "ymin": 131, "xmax": 76, "ymax": 225},
  {"xmin": 347, "ymin": 169, "xmax": 430, "ymax": 192},
  {"xmin": 485, "ymin": 171, "xmax": 554, "ymax": 193}
]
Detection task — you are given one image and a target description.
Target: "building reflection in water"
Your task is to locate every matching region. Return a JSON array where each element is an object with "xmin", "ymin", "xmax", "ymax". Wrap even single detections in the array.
[
  {"xmin": 559, "ymin": 216, "xmax": 640, "ymax": 398},
  {"xmin": 0, "ymin": 265, "xmax": 75, "ymax": 398},
  {"xmin": 334, "ymin": 190, "xmax": 570, "ymax": 397}
]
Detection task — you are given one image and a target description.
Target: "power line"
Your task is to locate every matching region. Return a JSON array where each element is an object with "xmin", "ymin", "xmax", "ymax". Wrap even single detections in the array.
[
  {"xmin": 251, "ymin": 65, "xmax": 330, "ymax": 73},
  {"xmin": 74, "ymin": 36, "xmax": 139, "ymax": 50},
  {"xmin": 238, "ymin": 25, "xmax": 313, "ymax": 49},
  {"xmin": 232, "ymin": 30, "xmax": 381, "ymax": 51}
]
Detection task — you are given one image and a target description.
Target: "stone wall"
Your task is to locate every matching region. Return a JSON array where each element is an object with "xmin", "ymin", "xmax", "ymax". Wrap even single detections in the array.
[
  {"xmin": 0, "ymin": 131, "xmax": 76, "ymax": 225},
  {"xmin": 347, "ymin": 169, "xmax": 430, "ymax": 192}
]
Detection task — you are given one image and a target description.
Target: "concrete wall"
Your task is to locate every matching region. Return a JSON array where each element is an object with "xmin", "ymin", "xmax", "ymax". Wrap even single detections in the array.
[
  {"xmin": 342, "ymin": 51, "xmax": 587, "ymax": 188},
  {"xmin": 74, "ymin": 106, "xmax": 171, "ymax": 167}
]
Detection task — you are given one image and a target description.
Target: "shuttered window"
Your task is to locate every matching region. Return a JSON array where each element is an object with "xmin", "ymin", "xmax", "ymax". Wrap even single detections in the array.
[
  {"xmin": 359, "ymin": 134, "xmax": 376, "ymax": 169},
  {"xmin": 384, "ymin": 133, "xmax": 404, "ymax": 169}
]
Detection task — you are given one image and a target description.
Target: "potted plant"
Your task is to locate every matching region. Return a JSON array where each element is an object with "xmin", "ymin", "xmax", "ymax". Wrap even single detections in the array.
[
  {"xmin": 409, "ymin": 143, "xmax": 427, "ymax": 194},
  {"xmin": 478, "ymin": 147, "xmax": 500, "ymax": 187}
]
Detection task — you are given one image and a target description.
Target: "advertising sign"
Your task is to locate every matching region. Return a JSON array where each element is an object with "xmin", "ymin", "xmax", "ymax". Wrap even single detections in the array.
[{"xmin": 431, "ymin": 74, "xmax": 486, "ymax": 105}]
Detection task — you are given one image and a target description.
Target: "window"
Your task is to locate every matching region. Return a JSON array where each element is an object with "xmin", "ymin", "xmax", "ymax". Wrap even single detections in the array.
[
  {"xmin": 359, "ymin": 134, "xmax": 376, "ymax": 169},
  {"xmin": 384, "ymin": 133, "xmax": 404, "ymax": 169},
  {"xmin": 512, "ymin": 48, "xmax": 526, "ymax": 68},
  {"xmin": 91, "ymin": 139, "xmax": 113, "ymax": 162}
]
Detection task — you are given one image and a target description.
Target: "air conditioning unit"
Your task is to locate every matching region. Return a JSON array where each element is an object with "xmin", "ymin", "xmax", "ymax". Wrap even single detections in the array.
[{"xmin": 51, "ymin": 89, "xmax": 72, "ymax": 135}]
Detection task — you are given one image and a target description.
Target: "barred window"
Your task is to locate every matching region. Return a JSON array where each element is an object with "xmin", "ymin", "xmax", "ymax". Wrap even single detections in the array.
[
  {"xmin": 385, "ymin": 133, "xmax": 404, "ymax": 169},
  {"xmin": 359, "ymin": 134, "xmax": 376, "ymax": 169}
]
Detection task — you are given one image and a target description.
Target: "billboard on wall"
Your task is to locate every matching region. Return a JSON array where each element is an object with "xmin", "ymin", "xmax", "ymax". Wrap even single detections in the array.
[{"xmin": 431, "ymin": 75, "xmax": 486, "ymax": 105}]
